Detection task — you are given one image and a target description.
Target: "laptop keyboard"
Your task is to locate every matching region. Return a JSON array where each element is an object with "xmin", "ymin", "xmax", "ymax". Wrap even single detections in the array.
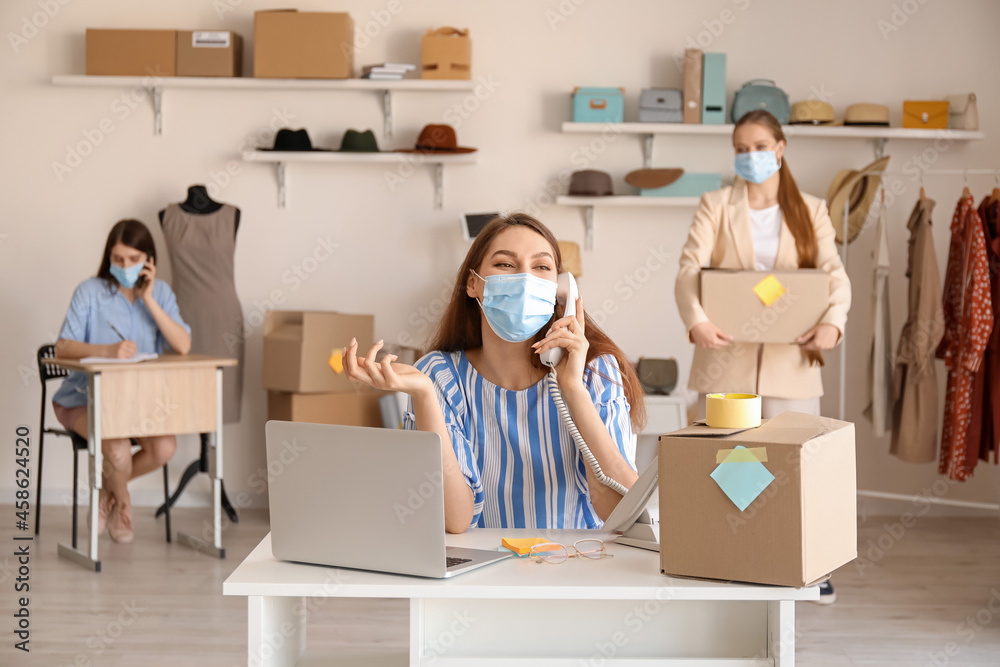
[{"xmin": 446, "ymin": 556, "xmax": 472, "ymax": 568}]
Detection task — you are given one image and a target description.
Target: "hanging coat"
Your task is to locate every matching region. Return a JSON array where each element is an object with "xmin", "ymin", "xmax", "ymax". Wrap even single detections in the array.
[
  {"xmin": 975, "ymin": 198, "xmax": 1000, "ymax": 464},
  {"xmin": 865, "ymin": 201, "xmax": 894, "ymax": 437},
  {"xmin": 935, "ymin": 192, "xmax": 993, "ymax": 481},
  {"xmin": 890, "ymin": 198, "xmax": 943, "ymax": 462}
]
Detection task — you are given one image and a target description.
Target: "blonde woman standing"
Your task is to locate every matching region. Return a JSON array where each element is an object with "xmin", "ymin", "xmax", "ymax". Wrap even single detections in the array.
[{"xmin": 674, "ymin": 110, "xmax": 851, "ymax": 602}]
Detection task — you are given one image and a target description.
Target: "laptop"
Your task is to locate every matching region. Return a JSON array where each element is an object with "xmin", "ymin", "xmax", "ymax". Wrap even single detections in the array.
[{"xmin": 265, "ymin": 421, "xmax": 513, "ymax": 578}]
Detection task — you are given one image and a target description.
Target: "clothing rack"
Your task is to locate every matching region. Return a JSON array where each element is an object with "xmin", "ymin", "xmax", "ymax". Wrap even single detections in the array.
[{"xmin": 840, "ymin": 167, "xmax": 1000, "ymax": 513}]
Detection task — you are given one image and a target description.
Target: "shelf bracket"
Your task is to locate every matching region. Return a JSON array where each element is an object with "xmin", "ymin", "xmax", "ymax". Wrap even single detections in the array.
[
  {"xmin": 583, "ymin": 206, "xmax": 595, "ymax": 251},
  {"xmin": 433, "ymin": 163, "xmax": 444, "ymax": 209},
  {"xmin": 643, "ymin": 134, "xmax": 654, "ymax": 168},
  {"xmin": 383, "ymin": 90, "xmax": 393, "ymax": 139},
  {"xmin": 276, "ymin": 161, "xmax": 287, "ymax": 209},
  {"xmin": 873, "ymin": 137, "xmax": 887, "ymax": 160},
  {"xmin": 150, "ymin": 86, "xmax": 163, "ymax": 136}
]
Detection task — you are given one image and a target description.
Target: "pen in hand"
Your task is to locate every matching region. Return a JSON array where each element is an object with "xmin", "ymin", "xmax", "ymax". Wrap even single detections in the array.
[{"xmin": 107, "ymin": 321, "xmax": 126, "ymax": 341}]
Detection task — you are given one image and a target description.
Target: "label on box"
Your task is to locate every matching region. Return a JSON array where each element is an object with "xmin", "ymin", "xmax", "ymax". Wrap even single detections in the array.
[{"xmin": 193, "ymin": 31, "xmax": 230, "ymax": 48}]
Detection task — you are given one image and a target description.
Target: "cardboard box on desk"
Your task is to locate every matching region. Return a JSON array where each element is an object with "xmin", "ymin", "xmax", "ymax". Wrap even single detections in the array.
[
  {"xmin": 700, "ymin": 269, "xmax": 829, "ymax": 343},
  {"xmin": 86, "ymin": 29, "xmax": 177, "ymax": 76},
  {"xmin": 177, "ymin": 30, "xmax": 242, "ymax": 77},
  {"xmin": 658, "ymin": 412, "xmax": 857, "ymax": 587},
  {"xmin": 268, "ymin": 388, "xmax": 386, "ymax": 428},
  {"xmin": 263, "ymin": 310, "xmax": 374, "ymax": 393},
  {"xmin": 254, "ymin": 10, "xmax": 353, "ymax": 79}
]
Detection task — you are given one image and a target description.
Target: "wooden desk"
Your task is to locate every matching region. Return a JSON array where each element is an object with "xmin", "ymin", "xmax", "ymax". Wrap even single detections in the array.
[
  {"xmin": 46, "ymin": 354, "xmax": 238, "ymax": 571},
  {"xmin": 224, "ymin": 530, "xmax": 818, "ymax": 666}
]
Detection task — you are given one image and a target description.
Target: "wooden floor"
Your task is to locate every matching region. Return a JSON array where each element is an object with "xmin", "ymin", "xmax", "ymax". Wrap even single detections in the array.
[{"xmin": 2, "ymin": 504, "xmax": 998, "ymax": 666}]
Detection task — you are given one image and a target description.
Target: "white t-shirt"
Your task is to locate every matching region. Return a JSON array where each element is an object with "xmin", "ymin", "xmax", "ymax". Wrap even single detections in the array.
[{"xmin": 749, "ymin": 204, "xmax": 782, "ymax": 271}]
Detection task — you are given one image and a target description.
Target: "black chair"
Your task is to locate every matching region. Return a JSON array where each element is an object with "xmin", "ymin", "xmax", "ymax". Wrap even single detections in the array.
[{"xmin": 36, "ymin": 344, "xmax": 171, "ymax": 545}]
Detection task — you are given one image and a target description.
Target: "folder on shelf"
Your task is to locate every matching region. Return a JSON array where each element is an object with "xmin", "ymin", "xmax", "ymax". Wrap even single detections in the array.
[{"xmin": 683, "ymin": 48, "xmax": 703, "ymax": 124}]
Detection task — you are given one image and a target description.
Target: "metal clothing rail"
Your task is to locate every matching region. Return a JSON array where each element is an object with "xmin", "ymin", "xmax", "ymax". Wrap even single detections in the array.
[{"xmin": 839, "ymin": 167, "xmax": 1000, "ymax": 511}]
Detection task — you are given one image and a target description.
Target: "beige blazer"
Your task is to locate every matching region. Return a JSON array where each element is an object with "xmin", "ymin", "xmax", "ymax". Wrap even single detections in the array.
[{"xmin": 675, "ymin": 179, "xmax": 852, "ymax": 399}]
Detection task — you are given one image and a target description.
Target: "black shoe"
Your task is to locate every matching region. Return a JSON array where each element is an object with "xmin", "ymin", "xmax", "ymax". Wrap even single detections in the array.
[{"xmin": 812, "ymin": 580, "xmax": 836, "ymax": 605}]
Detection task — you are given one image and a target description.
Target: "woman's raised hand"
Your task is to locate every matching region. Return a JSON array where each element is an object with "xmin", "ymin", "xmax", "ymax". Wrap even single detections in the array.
[{"xmin": 343, "ymin": 338, "xmax": 433, "ymax": 396}]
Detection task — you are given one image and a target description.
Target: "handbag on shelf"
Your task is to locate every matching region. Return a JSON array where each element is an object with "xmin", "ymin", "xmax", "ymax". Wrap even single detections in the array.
[
  {"xmin": 902, "ymin": 101, "xmax": 949, "ymax": 130},
  {"xmin": 636, "ymin": 357, "xmax": 679, "ymax": 395},
  {"xmin": 731, "ymin": 79, "xmax": 790, "ymax": 124},
  {"xmin": 946, "ymin": 93, "xmax": 978, "ymax": 131}
]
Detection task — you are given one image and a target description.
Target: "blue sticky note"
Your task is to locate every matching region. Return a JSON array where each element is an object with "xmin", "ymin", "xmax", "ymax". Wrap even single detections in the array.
[{"xmin": 710, "ymin": 446, "xmax": 775, "ymax": 512}]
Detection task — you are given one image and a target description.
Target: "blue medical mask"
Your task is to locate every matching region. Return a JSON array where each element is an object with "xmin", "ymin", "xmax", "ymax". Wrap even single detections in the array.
[
  {"xmin": 109, "ymin": 261, "xmax": 144, "ymax": 289},
  {"xmin": 734, "ymin": 151, "xmax": 781, "ymax": 184},
  {"xmin": 473, "ymin": 270, "xmax": 557, "ymax": 343}
]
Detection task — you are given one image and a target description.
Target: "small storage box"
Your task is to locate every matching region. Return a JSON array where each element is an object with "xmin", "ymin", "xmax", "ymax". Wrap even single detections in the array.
[
  {"xmin": 639, "ymin": 88, "xmax": 683, "ymax": 123},
  {"xmin": 176, "ymin": 31, "xmax": 242, "ymax": 77},
  {"xmin": 639, "ymin": 173, "xmax": 722, "ymax": 197},
  {"xmin": 573, "ymin": 87, "xmax": 625, "ymax": 123}
]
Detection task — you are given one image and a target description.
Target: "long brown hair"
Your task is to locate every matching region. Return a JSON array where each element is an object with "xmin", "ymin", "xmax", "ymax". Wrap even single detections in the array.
[
  {"xmin": 734, "ymin": 110, "xmax": 823, "ymax": 365},
  {"xmin": 97, "ymin": 219, "xmax": 157, "ymax": 292},
  {"xmin": 427, "ymin": 213, "xmax": 647, "ymax": 431}
]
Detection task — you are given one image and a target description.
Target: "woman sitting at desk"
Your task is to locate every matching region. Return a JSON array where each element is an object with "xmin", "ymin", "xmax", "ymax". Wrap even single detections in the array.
[
  {"xmin": 344, "ymin": 213, "xmax": 644, "ymax": 533},
  {"xmin": 53, "ymin": 219, "xmax": 191, "ymax": 544}
]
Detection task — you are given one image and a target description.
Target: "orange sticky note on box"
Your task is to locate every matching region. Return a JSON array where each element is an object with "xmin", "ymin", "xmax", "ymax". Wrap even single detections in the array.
[{"xmin": 753, "ymin": 274, "xmax": 786, "ymax": 307}]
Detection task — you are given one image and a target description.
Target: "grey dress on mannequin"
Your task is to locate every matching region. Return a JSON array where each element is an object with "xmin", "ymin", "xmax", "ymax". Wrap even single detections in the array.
[{"xmin": 161, "ymin": 198, "xmax": 244, "ymax": 423}]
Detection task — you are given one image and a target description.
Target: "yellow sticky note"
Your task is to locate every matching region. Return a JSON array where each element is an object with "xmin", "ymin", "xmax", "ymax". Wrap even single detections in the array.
[
  {"xmin": 753, "ymin": 274, "xmax": 786, "ymax": 307},
  {"xmin": 716, "ymin": 446, "xmax": 769, "ymax": 463},
  {"xmin": 501, "ymin": 537, "xmax": 551, "ymax": 555},
  {"xmin": 328, "ymin": 349, "xmax": 344, "ymax": 374}
]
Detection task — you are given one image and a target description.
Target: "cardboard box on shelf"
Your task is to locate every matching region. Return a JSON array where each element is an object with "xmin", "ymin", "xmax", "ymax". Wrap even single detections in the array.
[
  {"xmin": 254, "ymin": 10, "xmax": 353, "ymax": 79},
  {"xmin": 176, "ymin": 30, "xmax": 243, "ymax": 77},
  {"xmin": 267, "ymin": 388, "xmax": 387, "ymax": 428},
  {"xmin": 86, "ymin": 29, "xmax": 177, "ymax": 76},
  {"xmin": 700, "ymin": 269, "xmax": 830, "ymax": 344},
  {"xmin": 659, "ymin": 412, "xmax": 857, "ymax": 587},
  {"xmin": 421, "ymin": 27, "xmax": 471, "ymax": 80},
  {"xmin": 262, "ymin": 310, "xmax": 374, "ymax": 393}
]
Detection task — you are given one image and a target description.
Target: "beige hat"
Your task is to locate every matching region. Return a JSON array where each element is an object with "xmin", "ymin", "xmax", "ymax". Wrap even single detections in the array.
[
  {"xmin": 827, "ymin": 156, "xmax": 890, "ymax": 244},
  {"xmin": 843, "ymin": 103, "xmax": 890, "ymax": 127},
  {"xmin": 789, "ymin": 100, "xmax": 835, "ymax": 125}
]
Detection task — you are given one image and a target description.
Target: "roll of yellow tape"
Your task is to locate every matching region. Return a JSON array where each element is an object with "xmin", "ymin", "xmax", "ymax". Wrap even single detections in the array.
[{"xmin": 705, "ymin": 393, "xmax": 761, "ymax": 429}]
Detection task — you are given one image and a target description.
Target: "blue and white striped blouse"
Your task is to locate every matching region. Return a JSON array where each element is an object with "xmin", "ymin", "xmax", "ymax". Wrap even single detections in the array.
[{"xmin": 403, "ymin": 351, "xmax": 636, "ymax": 530}]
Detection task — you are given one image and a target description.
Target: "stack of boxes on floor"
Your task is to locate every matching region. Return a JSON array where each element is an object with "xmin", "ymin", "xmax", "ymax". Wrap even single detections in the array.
[{"xmin": 263, "ymin": 311, "xmax": 385, "ymax": 427}]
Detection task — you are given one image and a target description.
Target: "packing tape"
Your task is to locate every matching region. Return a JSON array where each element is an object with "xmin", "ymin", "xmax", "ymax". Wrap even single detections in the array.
[
  {"xmin": 705, "ymin": 393, "xmax": 762, "ymax": 429},
  {"xmin": 716, "ymin": 446, "xmax": 768, "ymax": 463}
]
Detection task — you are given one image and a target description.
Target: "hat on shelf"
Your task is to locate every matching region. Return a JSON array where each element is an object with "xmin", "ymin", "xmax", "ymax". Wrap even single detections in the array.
[
  {"xmin": 568, "ymin": 170, "xmax": 613, "ymax": 196},
  {"xmin": 557, "ymin": 240, "xmax": 583, "ymax": 278},
  {"xmin": 842, "ymin": 103, "xmax": 891, "ymax": 127},
  {"xmin": 827, "ymin": 155, "xmax": 891, "ymax": 244},
  {"xmin": 789, "ymin": 100, "xmax": 836, "ymax": 125},
  {"xmin": 396, "ymin": 124, "xmax": 476, "ymax": 153},
  {"xmin": 625, "ymin": 168, "xmax": 684, "ymax": 189},
  {"xmin": 338, "ymin": 129, "xmax": 380, "ymax": 152},
  {"xmin": 258, "ymin": 128, "xmax": 331, "ymax": 151}
]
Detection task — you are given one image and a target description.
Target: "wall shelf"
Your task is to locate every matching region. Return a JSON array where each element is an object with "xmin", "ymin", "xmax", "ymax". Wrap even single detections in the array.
[
  {"xmin": 52, "ymin": 75, "xmax": 475, "ymax": 137},
  {"xmin": 555, "ymin": 195, "xmax": 700, "ymax": 250},
  {"xmin": 242, "ymin": 150, "xmax": 477, "ymax": 209},
  {"xmin": 561, "ymin": 121, "xmax": 985, "ymax": 166}
]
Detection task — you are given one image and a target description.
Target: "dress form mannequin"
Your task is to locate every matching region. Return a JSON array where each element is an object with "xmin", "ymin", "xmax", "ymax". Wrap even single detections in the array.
[{"xmin": 158, "ymin": 185, "xmax": 244, "ymax": 523}]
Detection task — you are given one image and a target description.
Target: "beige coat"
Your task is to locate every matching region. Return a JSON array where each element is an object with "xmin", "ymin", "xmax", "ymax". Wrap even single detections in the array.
[{"xmin": 675, "ymin": 179, "xmax": 852, "ymax": 399}]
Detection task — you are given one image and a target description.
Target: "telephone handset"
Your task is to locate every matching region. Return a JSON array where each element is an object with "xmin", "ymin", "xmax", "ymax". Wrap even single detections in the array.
[
  {"xmin": 540, "ymin": 272, "xmax": 579, "ymax": 369},
  {"xmin": 540, "ymin": 272, "xmax": 627, "ymax": 496}
]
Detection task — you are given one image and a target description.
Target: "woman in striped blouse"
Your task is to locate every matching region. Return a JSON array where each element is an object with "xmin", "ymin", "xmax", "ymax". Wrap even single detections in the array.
[{"xmin": 344, "ymin": 213, "xmax": 646, "ymax": 533}]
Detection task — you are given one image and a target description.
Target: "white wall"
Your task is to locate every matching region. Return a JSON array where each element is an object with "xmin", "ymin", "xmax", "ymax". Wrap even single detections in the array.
[{"xmin": 2, "ymin": 0, "xmax": 998, "ymax": 516}]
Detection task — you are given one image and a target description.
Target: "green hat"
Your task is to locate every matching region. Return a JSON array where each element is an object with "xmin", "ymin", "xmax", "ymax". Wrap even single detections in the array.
[{"xmin": 338, "ymin": 129, "xmax": 380, "ymax": 152}]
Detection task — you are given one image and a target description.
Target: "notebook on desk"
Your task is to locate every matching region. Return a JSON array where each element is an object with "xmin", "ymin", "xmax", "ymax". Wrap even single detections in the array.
[{"xmin": 265, "ymin": 421, "xmax": 512, "ymax": 578}]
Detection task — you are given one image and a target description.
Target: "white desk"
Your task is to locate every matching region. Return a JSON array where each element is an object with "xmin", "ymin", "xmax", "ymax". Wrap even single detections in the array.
[{"xmin": 224, "ymin": 530, "xmax": 817, "ymax": 666}]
